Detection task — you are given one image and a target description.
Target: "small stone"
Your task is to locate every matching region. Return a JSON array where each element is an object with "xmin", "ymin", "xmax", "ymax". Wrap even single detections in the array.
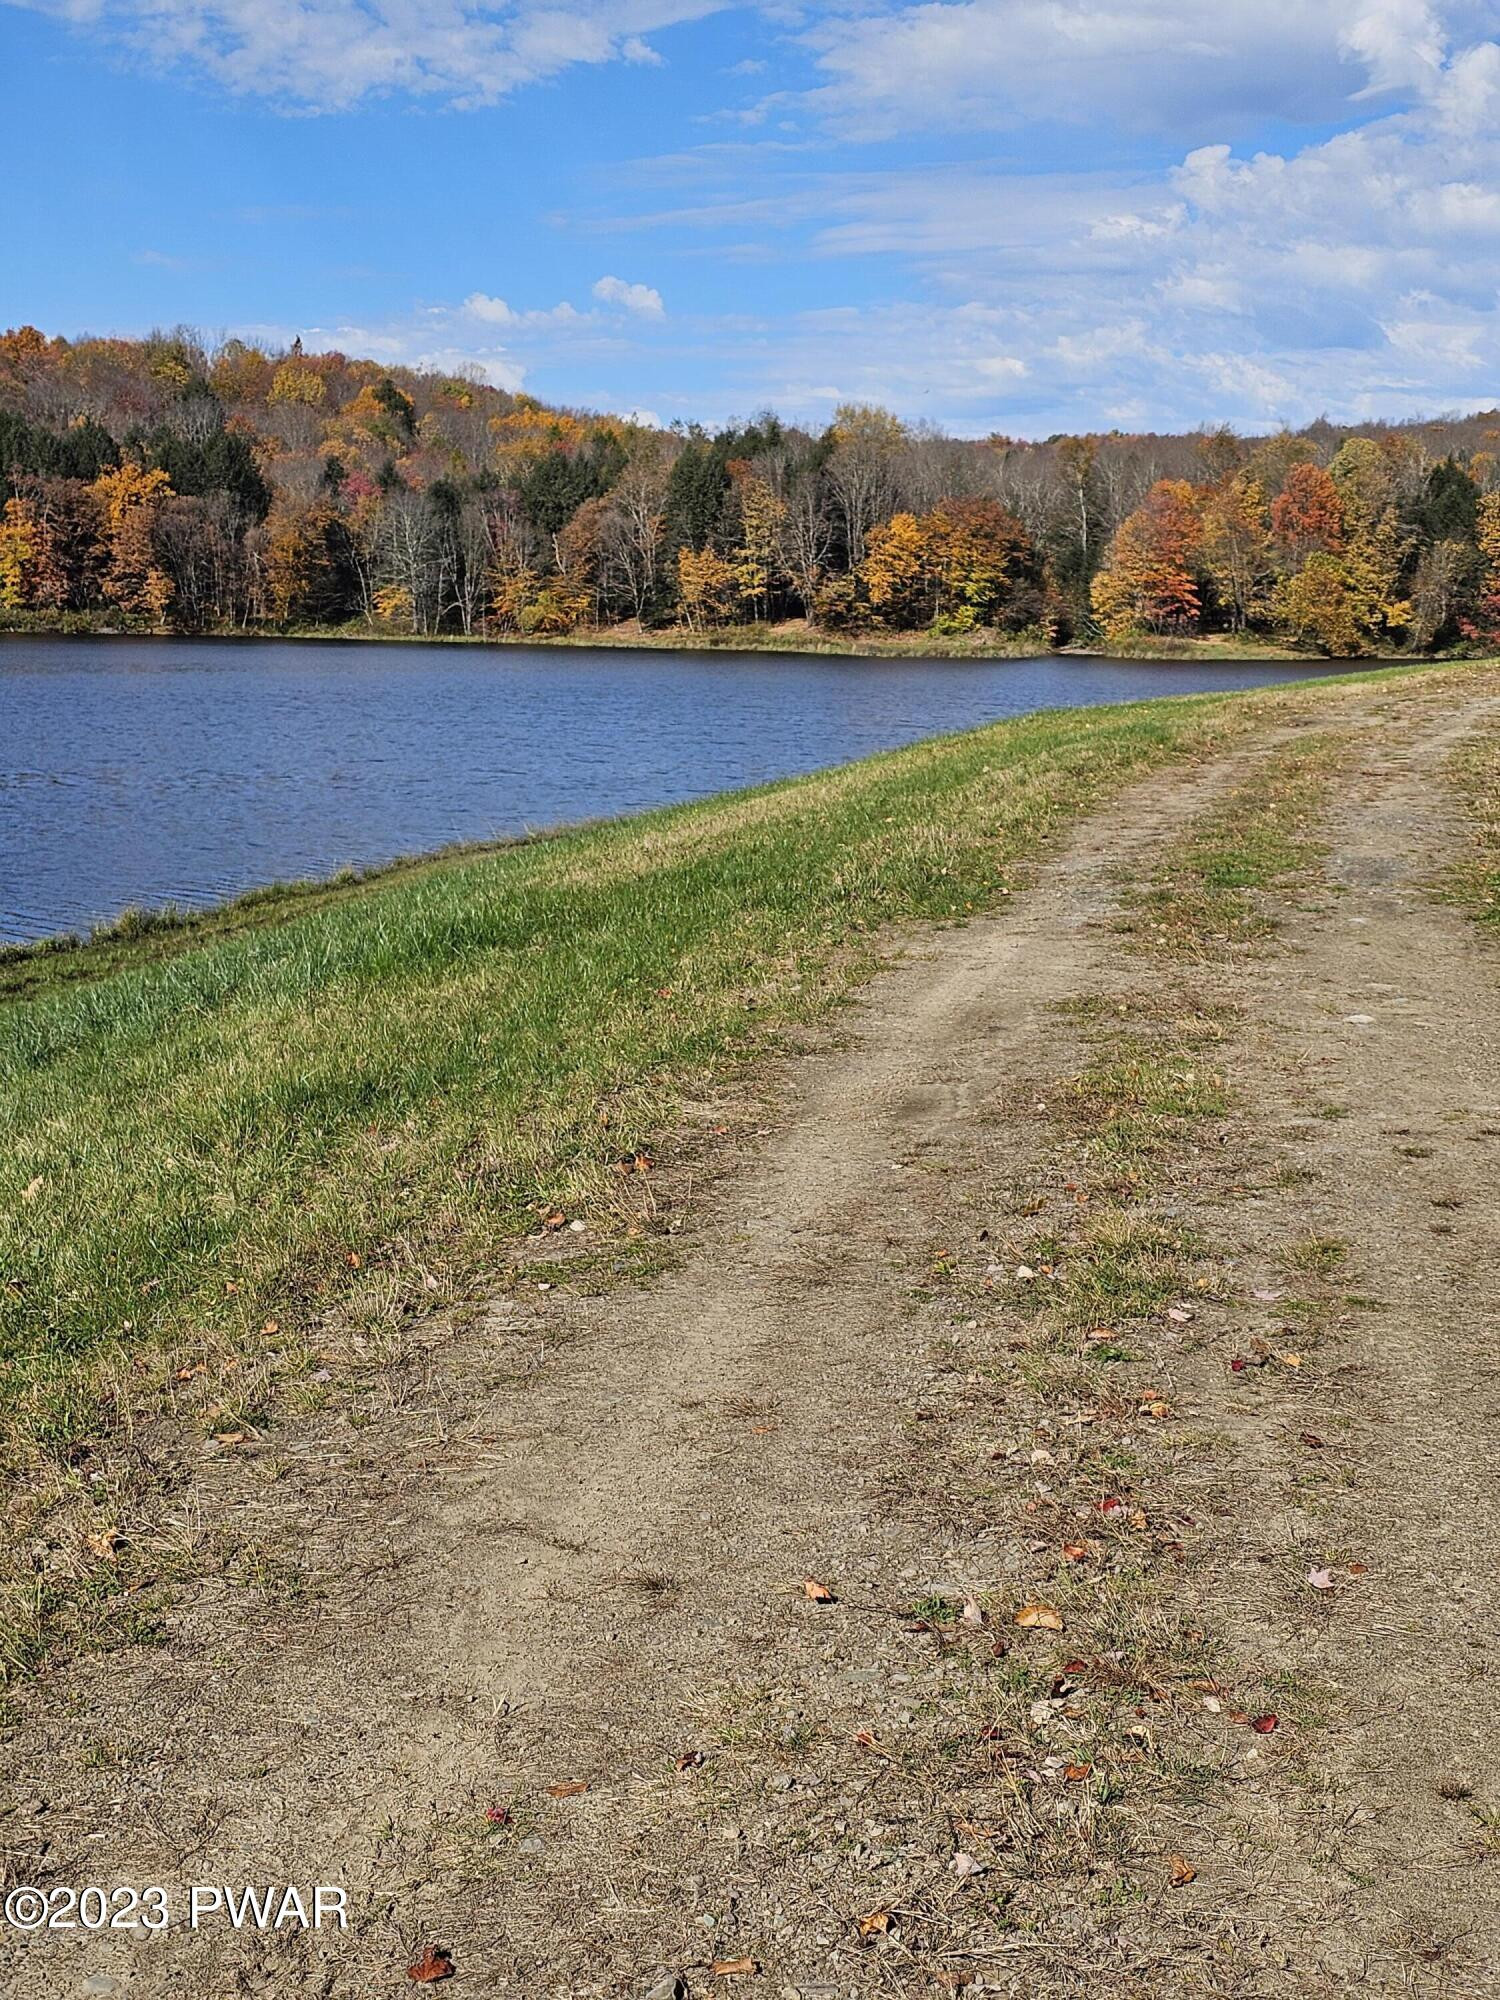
[
  {"xmin": 519, "ymin": 1834, "xmax": 544, "ymax": 1854},
  {"xmin": 643, "ymin": 1976, "xmax": 687, "ymax": 2000}
]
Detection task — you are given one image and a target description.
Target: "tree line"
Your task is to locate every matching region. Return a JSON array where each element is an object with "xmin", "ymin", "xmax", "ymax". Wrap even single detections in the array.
[{"xmin": 2, "ymin": 323, "xmax": 1498, "ymax": 655}]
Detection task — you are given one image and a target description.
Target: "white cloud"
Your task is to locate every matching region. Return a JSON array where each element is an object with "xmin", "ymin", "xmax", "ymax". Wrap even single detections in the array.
[
  {"xmin": 592, "ymin": 274, "xmax": 666, "ymax": 316},
  {"xmin": 461, "ymin": 292, "xmax": 585, "ymax": 329},
  {"xmin": 797, "ymin": 0, "xmax": 1498, "ymax": 138},
  {"xmin": 12, "ymin": 0, "xmax": 726, "ymax": 108}
]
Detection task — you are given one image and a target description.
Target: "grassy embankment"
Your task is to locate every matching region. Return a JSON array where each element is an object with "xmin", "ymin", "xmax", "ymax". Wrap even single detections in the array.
[{"xmin": 0, "ymin": 665, "xmax": 1442, "ymax": 1673}]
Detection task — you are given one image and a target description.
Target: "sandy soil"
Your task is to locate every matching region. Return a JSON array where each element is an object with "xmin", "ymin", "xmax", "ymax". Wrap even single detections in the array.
[{"xmin": 2, "ymin": 677, "xmax": 1497, "ymax": 1998}]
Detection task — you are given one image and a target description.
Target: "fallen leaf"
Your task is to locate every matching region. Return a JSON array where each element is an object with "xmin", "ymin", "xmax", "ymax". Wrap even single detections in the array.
[
  {"xmin": 484, "ymin": 1806, "xmax": 510, "ymax": 1825},
  {"xmin": 1061, "ymin": 1541, "xmax": 1090, "ymax": 1563},
  {"xmin": 1251, "ymin": 1713, "xmax": 1279, "ymax": 1734},
  {"xmin": 1299, "ymin": 1432, "xmax": 1327, "ymax": 1450},
  {"xmin": 710, "ymin": 1958, "xmax": 758, "ymax": 1978},
  {"xmin": 951, "ymin": 1851, "xmax": 985, "ymax": 1878},
  {"xmin": 801, "ymin": 1576, "xmax": 836, "ymax": 1604},
  {"xmin": 1279, "ymin": 1352, "xmax": 1302, "ymax": 1369},
  {"xmin": 1139, "ymin": 1397, "xmax": 1172, "ymax": 1419},
  {"xmin": 1063, "ymin": 1762, "xmax": 1092, "ymax": 1782},
  {"xmin": 1166, "ymin": 1307, "xmax": 1193, "ymax": 1324},
  {"xmin": 546, "ymin": 1781, "xmax": 589, "ymax": 1798},
  {"xmin": 961, "ymin": 1595, "xmax": 986, "ymax": 1627},
  {"xmin": 213, "ymin": 1430, "xmax": 247, "ymax": 1446},
  {"xmin": 86, "ymin": 1528, "xmax": 124, "ymax": 1561},
  {"xmin": 674, "ymin": 1750, "xmax": 704, "ymax": 1771},
  {"xmin": 346, "ymin": 1251, "xmax": 361, "ymax": 1269},
  {"xmin": 1307, "ymin": 1567, "xmax": 1336, "ymax": 1591},
  {"xmin": 541, "ymin": 1210, "xmax": 567, "ymax": 1231},
  {"xmin": 1229, "ymin": 1355, "xmax": 1248, "ymax": 1373},
  {"xmin": 1252, "ymin": 1288, "xmax": 1283, "ymax": 1302},
  {"xmin": 1099, "ymin": 1496, "xmax": 1125, "ymax": 1518},
  {"xmin": 1168, "ymin": 1855, "xmax": 1198, "ymax": 1887},
  {"xmin": 1014, "ymin": 1603, "xmax": 1065, "ymax": 1632},
  {"xmin": 857, "ymin": 1908, "xmax": 893, "ymax": 1939},
  {"xmin": 1202, "ymin": 1696, "xmax": 1223, "ymax": 1715},
  {"xmin": 407, "ymin": 1945, "xmax": 454, "ymax": 1983},
  {"xmin": 1349, "ymin": 1561, "xmax": 1369, "ymax": 1575}
]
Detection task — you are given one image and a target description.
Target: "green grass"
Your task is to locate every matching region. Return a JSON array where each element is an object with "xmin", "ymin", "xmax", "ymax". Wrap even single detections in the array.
[{"xmin": 1119, "ymin": 731, "xmax": 1345, "ymax": 954}]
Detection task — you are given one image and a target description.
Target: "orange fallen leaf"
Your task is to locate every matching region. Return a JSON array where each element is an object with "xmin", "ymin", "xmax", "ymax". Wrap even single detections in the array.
[
  {"xmin": 346, "ymin": 1251, "xmax": 361, "ymax": 1268},
  {"xmin": 710, "ymin": 1958, "xmax": 758, "ymax": 1978},
  {"xmin": 1061, "ymin": 1541, "xmax": 1089, "ymax": 1563},
  {"xmin": 407, "ymin": 1945, "xmax": 455, "ymax": 1983},
  {"xmin": 1063, "ymin": 1762, "xmax": 1092, "ymax": 1782},
  {"xmin": 674, "ymin": 1750, "xmax": 704, "ymax": 1771},
  {"xmin": 801, "ymin": 1576, "xmax": 836, "ymax": 1603},
  {"xmin": 1014, "ymin": 1602, "xmax": 1065, "ymax": 1632},
  {"xmin": 213, "ymin": 1430, "xmax": 248, "ymax": 1446},
  {"xmin": 1168, "ymin": 1855, "xmax": 1198, "ymax": 1886},
  {"xmin": 541, "ymin": 1210, "xmax": 567, "ymax": 1231},
  {"xmin": 86, "ymin": 1528, "xmax": 124, "ymax": 1561},
  {"xmin": 546, "ymin": 1780, "xmax": 589, "ymax": 1798},
  {"xmin": 857, "ymin": 1908, "xmax": 893, "ymax": 1938}
]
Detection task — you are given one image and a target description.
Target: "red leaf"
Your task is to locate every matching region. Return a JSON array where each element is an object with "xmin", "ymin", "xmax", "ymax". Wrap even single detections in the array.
[
  {"xmin": 407, "ymin": 1945, "xmax": 455, "ymax": 1983},
  {"xmin": 1251, "ymin": 1713, "xmax": 1278, "ymax": 1734}
]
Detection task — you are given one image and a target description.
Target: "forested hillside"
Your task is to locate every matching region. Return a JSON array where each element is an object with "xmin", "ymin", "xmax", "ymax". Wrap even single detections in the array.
[{"xmin": 2, "ymin": 323, "xmax": 1498, "ymax": 655}]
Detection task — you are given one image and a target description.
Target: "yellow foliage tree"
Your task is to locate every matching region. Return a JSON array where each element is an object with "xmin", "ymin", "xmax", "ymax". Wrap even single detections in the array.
[
  {"xmin": 676, "ymin": 545, "xmax": 739, "ymax": 629},
  {"xmin": 0, "ymin": 497, "xmax": 40, "ymax": 609},
  {"xmin": 90, "ymin": 462, "xmax": 174, "ymax": 621},
  {"xmin": 269, "ymin": 362, "xmax": 328, "ymax": 407},
  {"xmin": 731, "ymin": 473, "xmax": 786, "ymax": 621}
]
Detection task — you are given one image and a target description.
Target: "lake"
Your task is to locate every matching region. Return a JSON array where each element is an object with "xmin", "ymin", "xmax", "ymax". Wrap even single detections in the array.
[{"xmin": 0, "ymin": 636, "xmax": 1345, "ymax": 945}]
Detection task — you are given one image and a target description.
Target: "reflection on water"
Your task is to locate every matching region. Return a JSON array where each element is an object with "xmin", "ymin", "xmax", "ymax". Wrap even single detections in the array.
[{"xmin": 0, "ymin": 636, "xmax": 1341, "ymax": 944}]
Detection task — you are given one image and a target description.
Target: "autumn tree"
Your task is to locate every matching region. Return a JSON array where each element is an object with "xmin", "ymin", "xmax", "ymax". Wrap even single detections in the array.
[
  {"xmin": 825, "ymin": 405, "xmax": 906, "ymax": 566},
  {"xmin": 729, "ymin": 469, "xmax": 787, "ymax": 622},
  {"xmin": 675, "ymin": 545, "xmax": 739, "ymax": 629},
  {"xmin": 90, "ymin": 461, "xmax": 174, "ymax": 621},
  {"xmin": 1274, "ymin": 538, "xmax": 1408, "ymax": 657},
  {"xmin": 1199, "ymin": 474, "xmax": 1272, "ymax": 630},
  {"xmin": 1270, "ymin": 463, "xmax": 1344, "ymax": 562},
  {"xmin": 263, "ymin": 504, "xmax": 361, "ymax": 625},
  {"xmin": 0, "ymin": 498, "xmax": 39, "ymax": 609},
  {"xmin": 1464, "ymin": 491, "xmax": 1500, "ymax": 647},
  {"xmin": 1090, "ymin": 480, "xmax": 1204, "ymax": 639}
]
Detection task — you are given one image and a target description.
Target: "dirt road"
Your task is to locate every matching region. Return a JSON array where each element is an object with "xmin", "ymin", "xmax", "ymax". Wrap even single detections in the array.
[{"xmin": 4, "ymin": 675, "xmax": 1498, "ymax": 1998}]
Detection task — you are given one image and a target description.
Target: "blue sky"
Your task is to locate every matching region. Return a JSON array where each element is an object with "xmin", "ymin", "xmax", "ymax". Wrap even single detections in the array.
[{"xmin": 5, "ymin": 1, "xmax": 1500, "ymax": 435}]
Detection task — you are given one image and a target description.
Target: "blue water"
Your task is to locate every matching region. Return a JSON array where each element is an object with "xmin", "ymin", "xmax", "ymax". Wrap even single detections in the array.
[{"xmin": 0, "ymin": 635, "xmax": 1345, "ymax": 944}]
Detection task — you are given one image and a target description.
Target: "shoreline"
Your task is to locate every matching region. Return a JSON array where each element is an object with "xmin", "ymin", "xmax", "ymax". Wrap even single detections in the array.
[{"xmin": 0, "ymin": 614, "xmax": 1447, "ymax": 667}]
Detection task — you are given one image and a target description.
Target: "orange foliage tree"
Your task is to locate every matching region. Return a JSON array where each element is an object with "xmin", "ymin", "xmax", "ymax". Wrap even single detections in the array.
[
  {"xmin": 1270, "ymin": 463, "xmax": 1345, "ymax": 562},
  {"xmin": 1090, "ymin": 480, "xmax": 1204, "ymax": 639}
]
